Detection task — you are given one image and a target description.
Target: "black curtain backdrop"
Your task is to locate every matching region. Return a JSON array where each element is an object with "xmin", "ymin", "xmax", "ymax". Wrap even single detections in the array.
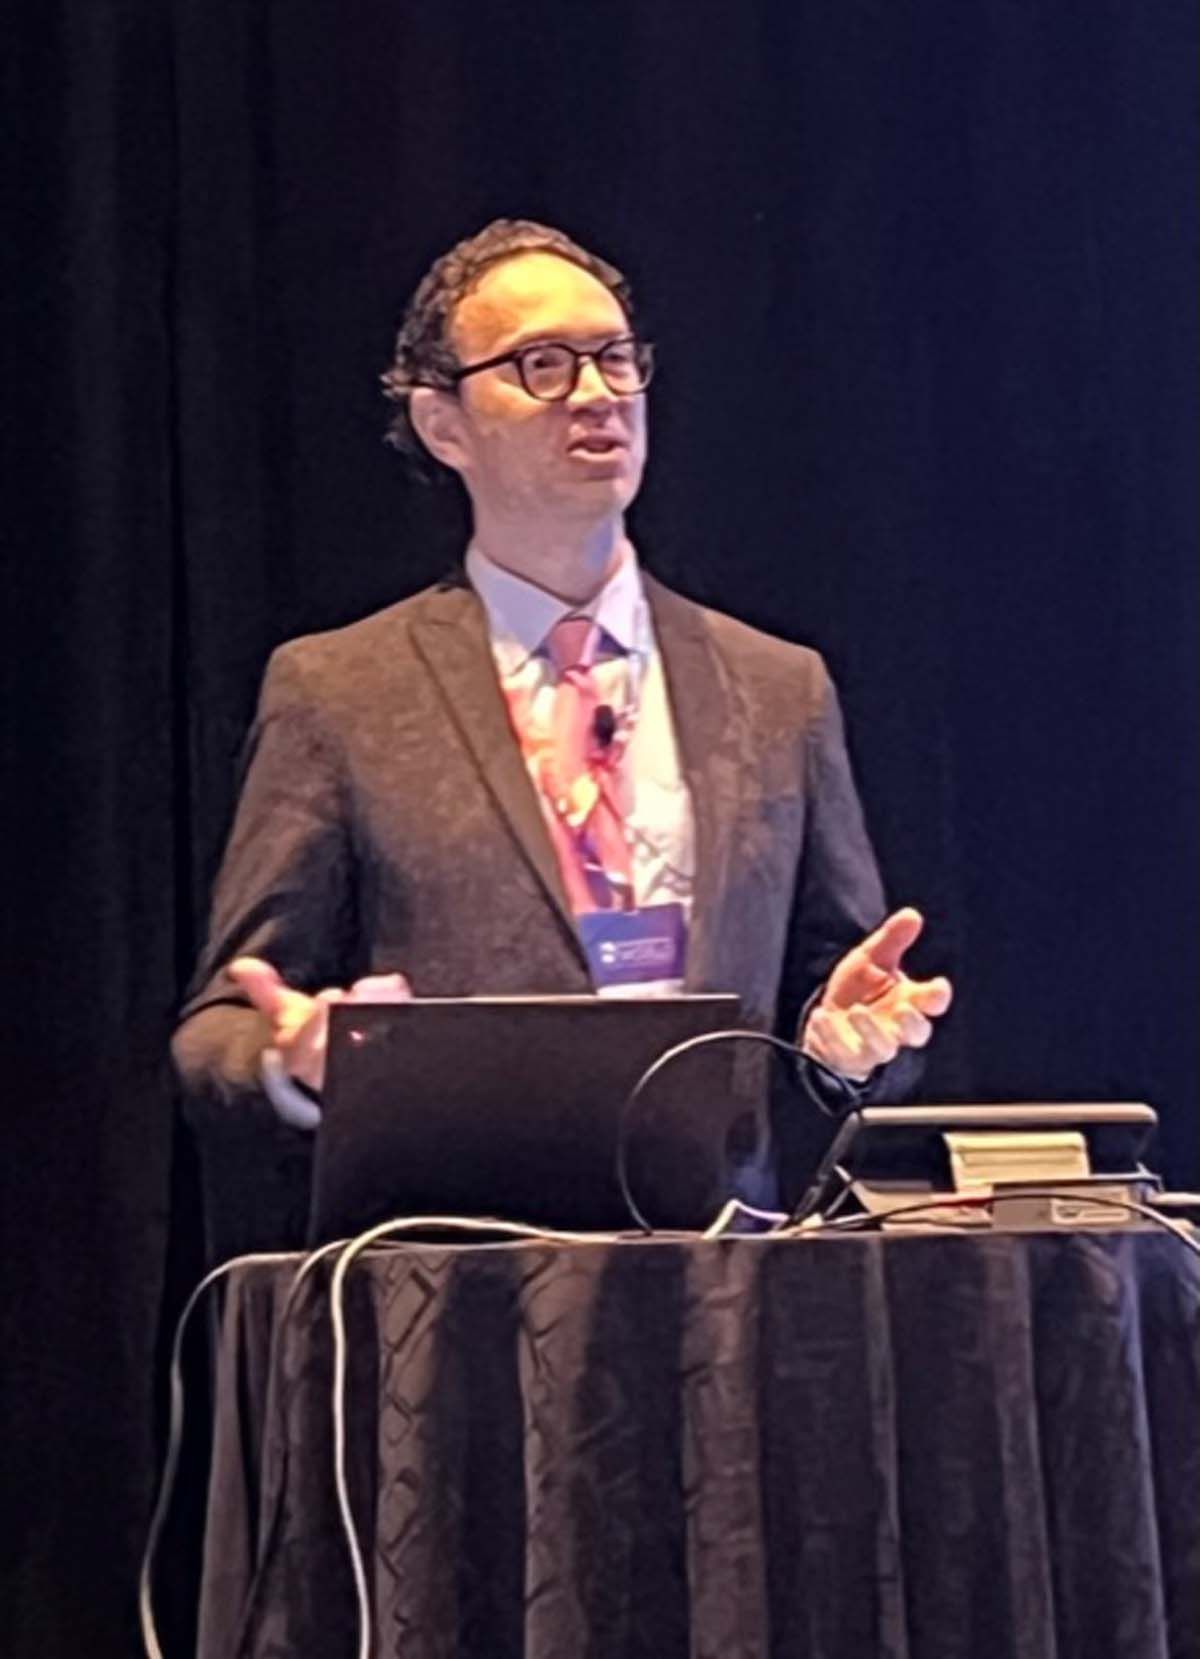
[{"xmin": 2, "ymin": 2, "xmax": 1196, "ymax": 1655}]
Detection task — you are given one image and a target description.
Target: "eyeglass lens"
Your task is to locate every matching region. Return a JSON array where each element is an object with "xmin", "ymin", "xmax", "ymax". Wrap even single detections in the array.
[{"xmin": 519, "ymin": 340, "xmax": 650, "ymax": 400}]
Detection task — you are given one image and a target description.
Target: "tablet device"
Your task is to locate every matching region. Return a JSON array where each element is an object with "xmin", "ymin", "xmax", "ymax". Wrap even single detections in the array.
[{"xmin": 793, "ymin": 1101, "xmax": 1158, "ymax": 1222}]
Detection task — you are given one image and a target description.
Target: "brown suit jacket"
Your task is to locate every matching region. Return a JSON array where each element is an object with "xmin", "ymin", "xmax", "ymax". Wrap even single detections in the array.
[{"xmin": 173, "ymin": 572, "xmax": 903, "ymax": 1249}]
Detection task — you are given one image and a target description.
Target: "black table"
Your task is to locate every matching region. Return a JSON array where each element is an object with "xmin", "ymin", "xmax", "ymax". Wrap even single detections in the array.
[{"xmin": 195, "ymin": 1229, "xmax": 1200, "ymax": 1659}]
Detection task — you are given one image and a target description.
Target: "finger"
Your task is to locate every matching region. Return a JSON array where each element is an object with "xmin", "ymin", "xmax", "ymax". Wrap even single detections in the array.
[
  {"xmin": 861, "ymin": 907, "xmax": 924, "ymax": 976},
  {"xmin": 229, "ymin": 956, "xmax": 293, "ymax": 1021},
  {"xmin": 284, "ymin": 998, "xmax": 335, "ymax": 1091},
  {"xmin": 893, "ymin": 1007, "xmax": 933, "ymax": 1048},
  {"xmin": 847, "ymin": 1006, "xmax": 899, "ymax": 1068},
  {"xmin": 801, "ymin": 1006, "xmax": 841, "ymax": 1066},
  {"xmin": 349, "ymin": 972, "xmax": 412, "ymax": 1002},
  {"xmin": 803, "ymin": 1007, "xmax": 873, "ymax": 1081},
  {"xmin": 907, "ymin": 975, "xmax": 953, "ymax": 1017},
  {"xmin": 286, "ymin": 1033, "xmax": 327, "ymax": 1093}
]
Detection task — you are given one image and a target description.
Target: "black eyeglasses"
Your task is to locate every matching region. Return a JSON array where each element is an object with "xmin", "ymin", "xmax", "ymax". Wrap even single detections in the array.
[{"xmin": 451, "ymin": 335, "xmax": 655, "ymax": 402}]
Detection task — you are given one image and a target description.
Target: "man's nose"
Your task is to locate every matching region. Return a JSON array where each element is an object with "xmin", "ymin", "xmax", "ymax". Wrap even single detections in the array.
[{"xmin": 567, "ymin": 354, "xmax": 616, "ymax": 405}]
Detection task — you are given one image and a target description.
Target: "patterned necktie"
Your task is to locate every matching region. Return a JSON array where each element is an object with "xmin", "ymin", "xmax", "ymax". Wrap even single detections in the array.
[{"xmin": 539, "ymin": 614, "xmax": 634, "ymax": 914}]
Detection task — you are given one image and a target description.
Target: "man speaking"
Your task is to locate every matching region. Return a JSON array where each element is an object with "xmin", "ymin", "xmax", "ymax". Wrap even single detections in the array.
[{"xmin": 172, "ymin": 219, "xmax": 952, "ymax": 1240}]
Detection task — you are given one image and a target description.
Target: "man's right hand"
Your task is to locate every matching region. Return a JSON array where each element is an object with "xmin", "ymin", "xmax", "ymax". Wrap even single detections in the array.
[{"xmin": 228, "ymin": 957, "xmax": 411, "ymax": 1093}]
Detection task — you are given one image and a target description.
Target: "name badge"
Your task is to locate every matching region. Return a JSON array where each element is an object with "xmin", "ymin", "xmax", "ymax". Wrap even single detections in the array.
[{"xmin": 578, "ymin": 902, "xmax": 688, "ymax": 991}]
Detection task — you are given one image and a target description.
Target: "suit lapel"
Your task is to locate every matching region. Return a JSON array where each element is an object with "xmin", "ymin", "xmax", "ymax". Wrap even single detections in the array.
[
  {"xmin": 409, "ymin": 573, "xmax": 748, "ymax": 988},
  {"xmin": 410, "ymin": 582, "xmax": 583, "ymax": 960},
  {"xmin": 644, "ymin": 576, "xmax": 746, "ymax": 988}
]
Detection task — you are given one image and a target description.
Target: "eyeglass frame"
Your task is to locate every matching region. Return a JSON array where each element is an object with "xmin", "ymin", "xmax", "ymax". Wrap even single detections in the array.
[{"xmin": 446, "ymin": 334, "xmax": 655, "ymax": 403}]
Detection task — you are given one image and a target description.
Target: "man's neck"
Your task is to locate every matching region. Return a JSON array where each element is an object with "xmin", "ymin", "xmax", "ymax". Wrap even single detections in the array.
[{"xmin": 470, "ymin": 515, "xmax": 628, "ymax": 605}]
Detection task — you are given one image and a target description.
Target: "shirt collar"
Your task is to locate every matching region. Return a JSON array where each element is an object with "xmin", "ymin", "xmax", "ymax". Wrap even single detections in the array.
[{"xmin": 465, "ymin": 542, "xmax": 648, "ymax": 677}]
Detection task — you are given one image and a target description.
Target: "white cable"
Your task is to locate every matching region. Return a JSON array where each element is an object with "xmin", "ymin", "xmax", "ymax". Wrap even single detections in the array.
[
  {"xmin": 701, "ymin": 1199, "xmax": 789, "ymax": 1238},
  {"xmin": 139, "ymin": 1238, "xmax": 384, "ymax": 1659},
  {"xmin": 326, "ymin": 1216, "xmax": 629, "ymax": 1659},
  {"xmin": 149, "ymin": 1192, "xmax": 1197, "ymax": 1659},
  {"xmin": 137, "ymin": 1250, "xmax": 300, "ymax": 1659},
  {"xmin": 140, "ymin": 1215, "xmax": 649, "ymax": 1659},
  {"xmin": 235, "ymin": 1221, "xmax": 513, "ymax": 1645}
]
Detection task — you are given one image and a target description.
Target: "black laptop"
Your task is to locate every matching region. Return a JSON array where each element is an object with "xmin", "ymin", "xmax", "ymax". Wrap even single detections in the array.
[{"xmin": 307, "ymin": 993, "xmax": 744, "ymax": 1241}]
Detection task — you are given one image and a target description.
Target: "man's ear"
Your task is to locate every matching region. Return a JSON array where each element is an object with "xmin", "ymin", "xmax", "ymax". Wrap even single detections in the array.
[{"xmin": 409, "ymin": 387, "xmax": 470, "ymax": 473}]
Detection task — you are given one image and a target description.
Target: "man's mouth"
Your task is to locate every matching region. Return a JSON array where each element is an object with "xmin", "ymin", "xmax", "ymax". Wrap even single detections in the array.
[{"xmin": 568, "ymin": 433, "xmax": 626, "ymax": 456}]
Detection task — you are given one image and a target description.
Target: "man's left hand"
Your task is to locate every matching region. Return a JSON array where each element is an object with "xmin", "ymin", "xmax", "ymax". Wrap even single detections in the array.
[{"xmin": 801, "ymin": 907, "xmax": 952, "ymax": 1083}]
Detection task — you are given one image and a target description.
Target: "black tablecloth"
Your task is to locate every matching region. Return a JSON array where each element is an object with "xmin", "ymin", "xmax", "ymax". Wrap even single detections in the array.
[{"xmin": 195, "ymin": 1229, "xmax": 1200, "ymax": 1659}]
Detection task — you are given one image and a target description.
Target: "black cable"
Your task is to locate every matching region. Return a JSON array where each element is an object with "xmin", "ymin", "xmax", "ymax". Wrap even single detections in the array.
[
  {"xmin": 614, "ymin": 1027, "xmax": 838, "ymax": 1233},
  {"xmin": 791, "ymin": 1186, "xmax": 1200, "ymax": 1258}
]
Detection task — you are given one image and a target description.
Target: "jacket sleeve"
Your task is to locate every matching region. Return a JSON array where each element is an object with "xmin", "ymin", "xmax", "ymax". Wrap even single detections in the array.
[
  {"xmin": 171, "ymin": 642, "xmax": 361, "ymax": 1135},
  {"xmin": 785, "ymin": 662, "xmax": 887, "ymax": 1012},
  {"xmin": 773, "ymin": 661, "xmax": 924, "ymax": 1200}
]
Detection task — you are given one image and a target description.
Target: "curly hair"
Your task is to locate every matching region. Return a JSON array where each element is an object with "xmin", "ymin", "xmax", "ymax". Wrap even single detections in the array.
[{"xmin": 381, "ymin": 218, "xmax": 635, "ymax": 478}]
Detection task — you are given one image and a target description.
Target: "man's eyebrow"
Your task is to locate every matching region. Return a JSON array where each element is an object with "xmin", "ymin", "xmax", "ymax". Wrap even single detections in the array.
[{"xmin": 504, "ymin": 326, "xmax": 631, "ymax": 351}]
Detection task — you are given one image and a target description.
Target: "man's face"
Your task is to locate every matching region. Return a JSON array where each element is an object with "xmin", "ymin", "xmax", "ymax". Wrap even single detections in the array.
[{"xmin": 442, "ymin": 251, "xmax": 648, "ymax": 526}]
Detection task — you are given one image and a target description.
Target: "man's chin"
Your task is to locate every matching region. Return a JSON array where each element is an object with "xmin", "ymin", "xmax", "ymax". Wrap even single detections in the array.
[
  {"xmin": 553, "ymin": 483, "xmax": 639, "ymax": 526},
  {"xmin": 559, "ymin": 462, "xmax": 642, "ymax": 508}
]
